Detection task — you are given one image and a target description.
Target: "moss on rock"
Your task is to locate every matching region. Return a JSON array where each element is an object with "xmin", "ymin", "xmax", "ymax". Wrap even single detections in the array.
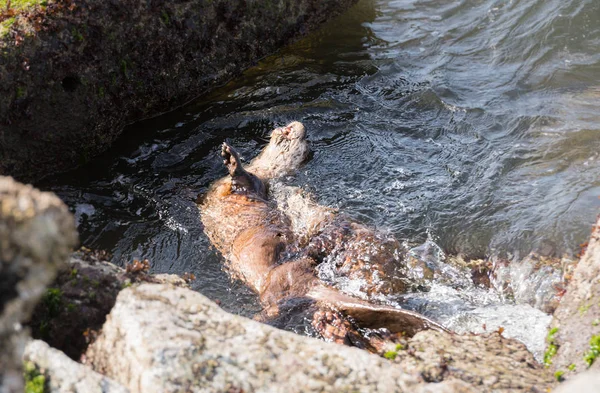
[{"xmin": 23, "ymin": 361, "xmax": 48, "ymax": 393}]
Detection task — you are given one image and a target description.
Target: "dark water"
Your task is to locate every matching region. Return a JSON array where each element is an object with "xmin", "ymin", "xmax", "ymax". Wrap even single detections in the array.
[{"xmin": 46, "ymin": 0, "xmax": 600, "ymax": 357}]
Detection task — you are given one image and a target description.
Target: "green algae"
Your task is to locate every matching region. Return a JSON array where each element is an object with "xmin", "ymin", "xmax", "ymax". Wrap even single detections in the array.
[
  {"xmin": 24, "ymin": 361, "xmax": 47, "ymax": 393},
  {"xmin": 578, "ymin": 303, "xmax": 591, "ymax": 316},
  {"xmin": 583, "ymin": 334, "xmax": 600, "ymax": 367},
  {"xmin": 383, "ymin": 343, "xmax": 404, "ymax": 360},
  {"xmin": 71, "ymin": 27, "xmax": 83, "ymax": 42},
  {"xmin": 1, "ymin": 0, "xmax": 47, "ymax": 37},
  {"xmin": 43, "ymin": 288, "xmax": 62, "ymax": 317},
  {"xmin": 554, "ymin": 370, "xmax": 564, "ymax": 382},
  {"xmin": 543, "ymin": 327, "xmax": 559, "ymax": 367},
  {"xmin": 0, "ymin": 17, "xmax": 15, "ymax": 36},
  {"xmin": 1, "ymin": 0, "xmax": 46, "ymax": 11},
  {"xmin": 160, "ymin": 10, "xmax": 170, "ymax": 26},
  {"xmin": 383, "ymin": 351, "xmax": 397, "ymax": 360}
]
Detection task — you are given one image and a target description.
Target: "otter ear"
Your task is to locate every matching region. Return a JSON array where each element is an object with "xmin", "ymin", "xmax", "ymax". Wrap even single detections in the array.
[{"xmin": 307, "ymin": 284, "xmax": 448, "ymax": 337}]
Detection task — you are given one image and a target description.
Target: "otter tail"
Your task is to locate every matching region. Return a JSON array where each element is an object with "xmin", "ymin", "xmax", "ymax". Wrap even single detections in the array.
[{"xmin": 307, "ymin": 284, "xmax": 449, "ymax": 337}]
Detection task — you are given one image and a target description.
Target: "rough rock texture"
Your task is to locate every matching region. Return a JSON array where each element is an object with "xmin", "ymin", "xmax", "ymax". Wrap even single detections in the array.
[
  {"xmin": 553, "ymin": 370, "xmax": 600, "ymax": 392},
  {"xmin": 547, "ymin": 216, "xmax": 600, "ymax": 376},
  {"xmin": 24, "ymin": 339, "xmax": 129, "ymax": 393},
  {"xmin": 0, "ymin": 0, "xmax": 357, "ymax": 182},
  {"xmin": 86, "ymin": 283, "xmax": 552, "ymax": 392},
  {"xmin": 392, "ymin": 330, "xmax": 553, "ymax": 391},
  {"xmin": 28, "ymin": 251, "xmax": 187, "ymax": 360},
  {"xmin": 0, "ymin": 176, "xmax": 78, "ymax": 393}
]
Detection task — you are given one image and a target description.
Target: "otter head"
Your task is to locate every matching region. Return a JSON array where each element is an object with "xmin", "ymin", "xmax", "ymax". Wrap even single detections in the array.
[
  {"xmin": 271, "ymin": 121, "xmax": 307, "ymax": 143},
  {"xmin": 250, "ymin": 121, "xmax": 310, "ymax": 179}
]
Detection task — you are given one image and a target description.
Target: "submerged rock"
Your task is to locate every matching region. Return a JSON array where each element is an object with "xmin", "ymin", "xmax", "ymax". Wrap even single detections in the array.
[
  {"xmin": 0, "ymin": 0, "xmax": 358, "ymax": 182},
  {"xmin": 0, "ymin": 176, "xmax": 77, "ymax": 393},
  {"xmin": 547, "ymin": 216, "xmax": 600, "ymax": 378},
  {"xmin": 86, "ymin": 283, "xmax": 552, "ymax": 392},
  {"xmin": 23, "ymin": 339, "xmax": 129, "ymax": 393}
]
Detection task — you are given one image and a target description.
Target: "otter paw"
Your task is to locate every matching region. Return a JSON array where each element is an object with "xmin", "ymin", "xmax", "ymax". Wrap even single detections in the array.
[
  {"xmin": 221, "ymin": 142, "xmax": 241, "ymax": 177},
  {"xmin": 312, "ymin": 309, "xmax": 352, "ymax": 345}
]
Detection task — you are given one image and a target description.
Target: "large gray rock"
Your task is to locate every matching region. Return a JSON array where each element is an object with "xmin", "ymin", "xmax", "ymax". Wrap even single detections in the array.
[
  {"xmin": 392, "ymin": 330, "xmax": 552, "ymax": 391},
  {"xmin": 0, "ymin": 176, "xmax": 78, "ymax": 393},
  {"xmin": 86, "ymin": 283, "xmax": 552, "ymax": 392},
  {"xmin": 547, "ymin": 216, "xmax": 600, "ymax": 377},
  {"xmin": 23, "ymin": 339, "xmax": 129, "ymax": 393}
]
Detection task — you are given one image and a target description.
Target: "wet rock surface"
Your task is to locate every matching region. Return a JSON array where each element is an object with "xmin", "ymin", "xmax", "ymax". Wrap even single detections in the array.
[
  {"xmin": 0, "ymin": 0, "xmax": 357, "ymax": 182},
  {"xmin": 547, "ymin": 216, "xmax": 600, "ymax": 378},
  {"xmin": 0, "ymin": 176, "xmax": 77, "ymax": 393},
  {"xmin": 86, "ymin": 283, "xmax": 552, "ymax": 392},
  {"xmin": 23, "ymin": 339, "xmax": 129, "ymax": 393}
]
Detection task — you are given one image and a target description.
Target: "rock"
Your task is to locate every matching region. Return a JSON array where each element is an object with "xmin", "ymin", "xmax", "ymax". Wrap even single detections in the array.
[
  {"xmin": 28, "ymin": 251, "xmax": 188, "ymax": 360},
  {"xmin": 393, "ymin": 330, "xmax": 553, "ymax": 391},
  {"xmin": 547, "ymin": 216, "xmax": 600, "ymax": 377},
  {"xmin": 552, "ymin": 370, "xmax": 600, "ymax": 392},
  {"xmin": 23, "ymin": 339, "xmax": 129, "ymax": 393},
  {"xmin": 86, "ymin": 283, "xmax": 551, "ymax": 392},
  {"xmin": 0, "ymin": 0, "xmax": 358, "ymax": 182},
  {"xmin": 0, "ymin": 176, "xmax": 78, "ymax": 393}
]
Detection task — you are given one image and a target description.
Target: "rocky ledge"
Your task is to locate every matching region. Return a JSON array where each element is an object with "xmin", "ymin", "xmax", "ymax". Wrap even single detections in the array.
[
  {"xmin": 0, "ymin": 0, "xmax": 356, "ymax": 181},
  {"xmin": 84, "ymin": 283, "xmax": 553, "ymax": 393}
]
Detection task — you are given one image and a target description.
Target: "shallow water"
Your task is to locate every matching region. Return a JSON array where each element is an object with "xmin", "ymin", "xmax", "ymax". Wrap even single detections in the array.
[{"xmin": 46, "ymin": 0, "xmax": 600, "ymax": 359}]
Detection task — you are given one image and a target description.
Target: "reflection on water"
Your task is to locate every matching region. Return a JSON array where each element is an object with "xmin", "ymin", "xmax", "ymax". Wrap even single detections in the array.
[{"xmin": 45, "ymin": 0, "xmax": 600, "ymax": 359}]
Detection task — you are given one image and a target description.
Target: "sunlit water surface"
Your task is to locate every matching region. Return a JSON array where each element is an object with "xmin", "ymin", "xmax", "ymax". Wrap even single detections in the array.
[{"xmin": 46, "ymin": 0, "xmax": 600, "ymax": 359}]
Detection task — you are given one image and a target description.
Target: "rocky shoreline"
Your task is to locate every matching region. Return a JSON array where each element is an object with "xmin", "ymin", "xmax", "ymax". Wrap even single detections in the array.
[
  {"xmin": 0, "ymin": 0, "xmax": 356, "ymax": 182},
  {"xmin": 1, "ymin": 175, "xmax": 599, "ymax": 392}
]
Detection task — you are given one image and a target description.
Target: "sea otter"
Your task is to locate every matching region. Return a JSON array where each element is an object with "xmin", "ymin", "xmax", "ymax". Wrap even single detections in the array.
[{"xmin": 200, "ymin": 121, "xmax": 446, "ymax": 350}]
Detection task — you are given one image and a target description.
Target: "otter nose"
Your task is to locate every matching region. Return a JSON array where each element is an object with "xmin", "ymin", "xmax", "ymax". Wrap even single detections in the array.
[{"xmin": 282, "ymin": 126, "xmax": 292, "ymax": 136}]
